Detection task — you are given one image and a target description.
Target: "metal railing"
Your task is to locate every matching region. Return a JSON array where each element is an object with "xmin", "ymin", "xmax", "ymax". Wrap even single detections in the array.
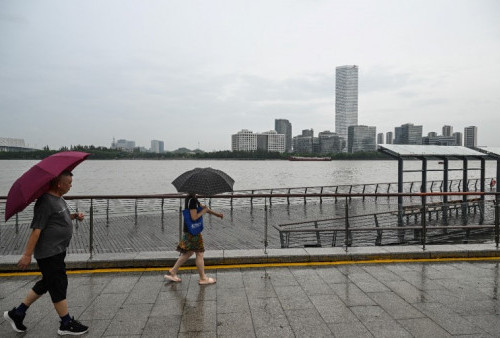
[
  {"xmin": 275, "ymin": 192, "xmax": 499, "ymax": 250},
  {"xmin": 0, "ymin": 181, "xmax": 498, "ymax": 257}
]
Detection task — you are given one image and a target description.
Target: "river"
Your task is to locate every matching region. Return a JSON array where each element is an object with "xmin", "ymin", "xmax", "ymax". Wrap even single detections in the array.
[{"xmin": 0, "ymin": 159, "xmax": 497, "ymax": 196}]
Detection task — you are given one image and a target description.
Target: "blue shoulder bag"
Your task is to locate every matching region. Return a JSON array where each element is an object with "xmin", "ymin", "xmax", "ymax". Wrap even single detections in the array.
[{"xmin": 183, "ymin": 199, "xmax": 204, "ymax": 235}]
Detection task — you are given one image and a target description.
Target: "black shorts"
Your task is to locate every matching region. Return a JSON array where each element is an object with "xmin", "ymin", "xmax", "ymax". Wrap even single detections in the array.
[{"xmin": 32, "ymin": 251, "xmax": 68, "ymax": 303}]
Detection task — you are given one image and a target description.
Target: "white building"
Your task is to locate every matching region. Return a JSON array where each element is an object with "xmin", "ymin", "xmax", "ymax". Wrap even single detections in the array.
[
  {"xmin": 151, "ymin": 140, "xmax": 164, "ymax": 153},
  {"xmin": 335, "ymin": 65, "xmax": 358, "ymax": 147},
  {"xmin": 114, "ymin": 139, "xmax": 136, "ymax": 151},
  {"xmin": 231, "ymin": 129, "xmax": 257, "ymax": 151},
  {"xmin": 257, "ymin": 131, "xmax": 286, "ymax": 153}
]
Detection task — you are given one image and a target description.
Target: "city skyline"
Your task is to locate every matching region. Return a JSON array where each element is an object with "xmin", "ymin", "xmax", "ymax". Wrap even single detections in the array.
[{"xmin": 1, "ymin": 1, "xmax": 499, "ymax": 150}]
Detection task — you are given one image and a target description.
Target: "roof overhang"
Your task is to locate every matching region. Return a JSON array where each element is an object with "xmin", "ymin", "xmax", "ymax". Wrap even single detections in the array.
[{"xmin": 378, "ymin": 145, "xmax": 489, "ymax": 160}]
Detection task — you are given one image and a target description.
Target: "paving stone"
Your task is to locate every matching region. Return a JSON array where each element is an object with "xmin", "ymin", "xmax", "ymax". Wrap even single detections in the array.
[
  {"xmin": 362, "ymin": 319, "xmax": 412, "ymax": 337},
  {"xmin": 463, "ymin": 314, "xmax": 500, "ymax": 336},
  {"xmin": 309, "ymin": 294, "xmax": 359, "ymax": 324},
  {"xmin": 285, "ymin": 308, "xmax": 333, "ymax": 337},
  {"xmin": 397, "ymin": 318, "xmax": 452, "ymax": 338},
  {"xmin": 413, "ymin": 302, "xmax": 486, "ymax": 335},
  {"xmin": 367, "ymin": 291, "xmax": 425, "ymax": 320},
  {"xmin": 141, "ymin": 315, "xmax": 181, "ymax": 337},
  {"xmin": 329, "ymin": 282, "xmax": 376, "ymax": 307},
  {"xmin": 216, "ymin": 288, "xmax": 250, "ymax": 314},
  {"xmin": 327, "ymin": 320, "xmax": 373, "ymax": 338},
  {"xmin": 274, "ymin": 285, "xmax": 315, "ymax": 310},
  {"xmin": 103, "ymin": 303, "xmax": 152, "ymax": 336},
  {"xmin": 216, "ymin": 312, "xmax": 255, "ymax": 337}
]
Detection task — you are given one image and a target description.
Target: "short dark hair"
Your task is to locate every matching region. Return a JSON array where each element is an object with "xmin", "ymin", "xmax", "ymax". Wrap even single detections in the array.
[{"xmin": 50, "ymin": 171, "xmax": 73, "ymax": 187}]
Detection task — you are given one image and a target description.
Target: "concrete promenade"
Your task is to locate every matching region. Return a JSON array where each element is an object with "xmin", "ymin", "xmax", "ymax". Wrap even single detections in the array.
[{"xmin": 1, "ymin": 244, "xmax": 500, "ymax": 337}]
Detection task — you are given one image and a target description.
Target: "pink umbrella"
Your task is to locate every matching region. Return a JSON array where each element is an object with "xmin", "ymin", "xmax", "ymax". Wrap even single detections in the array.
[{"xmin": 4, "ymin": 151, "xmax": 90, "ymax": 221}]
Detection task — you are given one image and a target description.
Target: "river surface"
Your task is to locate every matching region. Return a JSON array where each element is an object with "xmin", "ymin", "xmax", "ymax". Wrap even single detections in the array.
[{"xmin": 0, "ymin": 159, "xmax": 497, "ymax": 196}]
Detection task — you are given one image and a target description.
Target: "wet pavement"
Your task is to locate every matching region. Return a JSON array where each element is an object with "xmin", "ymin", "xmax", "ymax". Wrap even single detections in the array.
[{"xmin": 1, "ymin": 258, "xmax": 500, "ymax": 337}]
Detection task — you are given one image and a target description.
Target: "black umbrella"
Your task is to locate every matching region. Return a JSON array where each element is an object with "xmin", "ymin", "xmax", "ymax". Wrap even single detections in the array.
[{"xmin": 172, "ymin": 167, "xmax": 235, "ymax": 196}]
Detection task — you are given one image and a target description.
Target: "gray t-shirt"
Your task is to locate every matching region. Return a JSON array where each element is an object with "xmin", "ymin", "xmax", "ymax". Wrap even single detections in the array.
[{"xmin": 30, "ymin": 193, "xmax": 73, "ymax": 259}]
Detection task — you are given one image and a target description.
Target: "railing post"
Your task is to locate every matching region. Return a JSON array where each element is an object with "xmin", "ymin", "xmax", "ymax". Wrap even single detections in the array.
[
  {"xmin": 264, "ymin": 197, "xmax": 268, "ymax": 254},
  {"xmin": 348, "ymin": 185, "xmax": 352, "ymax": 201},
  {"xmin": 161, "ymin": 198, "xmax": 165, "ymax": 228},
  {"xmin": 421, "ymin": 203, "xmax": 426, "ymax": 250},
  {"xmin": 287, "ymin": 188, "xmax": 291, "ymax": 205},
  {"xmin": 375, "ymin": 184, "xmax": 379, "ymax": 201},
  {"xmin": 106, "ymin": 199, "xmax": 110, "ymax": 226},
  {"xmin": 314, "ymin": 221, "xmax": 321, "ymax": 246},
  {"xmin": 15, "ymin": 213, "xmax": 19, "ymax": 234},
  {"xmin": 320, "ymin": 187, "xmax": 323, "ymax": 204},
  {"xmin": 304, "ymin": 188, "xmax": 307, "ymax": 204},
  {"xmin": 344, "ymin": 197, "xmax": 350, "ymax": 251},
  {"xmin": 495, "ymin": 197, "xmax": 499, "ymax": 249},
  {"xmin": 362, "ymin": 185, "xmax": 366, "ymax": 201},
  {"xmin": 251, "ymin": 190, "xmax": 254, "ymax": 208},
  {"xmin": 179, "ymin": 199, "xmax": 183, "ymax": 242},
  {"xmin": 230, "ymin": 193, "xmax": 233, "ymax": 210},
  {"xmin": 89, "ymin": 198, "xmax": 94, "ymax": 259},
  {"xmin": 134, "ymin": 198, "xmax": 138, "ymax": 225},
  {"xmin": 269, "ymin": 190, "xmax": 273, "ymax": 207},
  {"xmin": 335, "ymin": 186, "xmax": 339, "ymax": 202}
]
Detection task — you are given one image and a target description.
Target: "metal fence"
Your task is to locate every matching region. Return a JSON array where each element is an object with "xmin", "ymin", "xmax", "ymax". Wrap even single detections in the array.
[{"xmin": 0, "ymin": 179, "xmax": 498, "ymax": 256}]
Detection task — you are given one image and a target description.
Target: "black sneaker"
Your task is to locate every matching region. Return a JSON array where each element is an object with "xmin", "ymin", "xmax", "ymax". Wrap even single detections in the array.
[
  {"xmin": 3, "ymin": 308, "xmax": 27, "ymax": 333},
  {"xmin": 57, "ymin": 317, "xmax": 88, "ymax": 336}
]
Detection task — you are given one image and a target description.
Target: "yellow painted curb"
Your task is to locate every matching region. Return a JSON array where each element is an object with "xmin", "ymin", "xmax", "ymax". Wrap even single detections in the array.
[{"xmin": 1, "ymin": 256, "xmax": 500, "ymax": 277}]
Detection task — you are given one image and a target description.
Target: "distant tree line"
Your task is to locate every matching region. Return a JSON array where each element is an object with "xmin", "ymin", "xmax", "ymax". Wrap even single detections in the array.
[{"xmin": 0, "ymin": 145, "xmax": 391, "ymax": 160}]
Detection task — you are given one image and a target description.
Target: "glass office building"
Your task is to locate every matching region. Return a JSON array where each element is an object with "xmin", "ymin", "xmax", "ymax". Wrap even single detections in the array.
[{"xmin": 335, "ymin": 65, "xmax": 358, "ymax": 146}]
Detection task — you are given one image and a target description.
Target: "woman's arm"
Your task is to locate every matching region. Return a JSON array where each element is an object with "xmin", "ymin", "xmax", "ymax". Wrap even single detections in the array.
[{"xmin": 200, "ymin": 205, "xmax": 224, "ymax": 219}]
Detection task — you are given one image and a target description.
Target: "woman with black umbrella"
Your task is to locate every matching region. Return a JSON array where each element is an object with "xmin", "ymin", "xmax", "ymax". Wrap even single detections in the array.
[{"xmin": 164, "ymin": 193, "xmax": 223, "ymax": 285}]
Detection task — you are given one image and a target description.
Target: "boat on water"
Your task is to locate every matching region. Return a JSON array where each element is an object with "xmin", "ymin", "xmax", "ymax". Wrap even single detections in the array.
[{"xmin": 288, "ymin": 156, "xmax": 332, "ymax": 161}]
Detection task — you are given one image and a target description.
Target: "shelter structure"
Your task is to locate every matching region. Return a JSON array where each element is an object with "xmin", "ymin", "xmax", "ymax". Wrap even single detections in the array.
[
  {"xmin": 478, "ymin": 147, "xmax": 500, "ymax": 193},
  {"xmin": 378, "ymin": 145, "xmax": 490, "ymax": 226}
]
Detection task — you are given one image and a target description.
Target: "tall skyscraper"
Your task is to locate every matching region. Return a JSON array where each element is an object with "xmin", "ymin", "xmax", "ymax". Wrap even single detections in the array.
[
  {"xmin": 335, "ymin": 65, "xmax": 358, "ymax": 147},
  {"xmin": 464, "ymin": 126, "xmax": 478, "ymax": 148},
  {"xmin": 274, "ymin": 119, "xmax": 292, "ymax": 152},
  {"xmin": 442, "ymin": 125, "xmax": 453, "ymax": 137}
]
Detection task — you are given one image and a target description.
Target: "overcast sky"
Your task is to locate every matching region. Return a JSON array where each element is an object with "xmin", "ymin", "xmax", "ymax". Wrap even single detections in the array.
[{"xmin": 1, "ymin": 0, "xmax": 499, "ymax": 151}]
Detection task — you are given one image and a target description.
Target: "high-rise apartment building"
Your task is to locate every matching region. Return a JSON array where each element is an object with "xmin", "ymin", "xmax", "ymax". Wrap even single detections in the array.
[
  {"xmin": 394, "ymin": 123, "xmax": 422, "ymax": 145},
  {"xmin": 453, "ymin": 132, "xmax": 463, "ymax": 146},
  {"xmin": 150, "ymin": 140, "xmax": 164, "ymax": 153},
  {"xmin": 318, "ymin": 131, "xmax": 344, "ymax": 154},
  {"xmin": 464, "ymin": 126, "xmax": 478, "ymax": 148},
  {"xmin": 347, "ymin": 125, "xmax": 376, "ymax": 153},
  {"xmin": 442, "ymin": 125, "xmax": 453, "ymax": 137},
  {"xmin": 257, "ymin": 131, "xmax": 286, "ymax": 153},
  {"xmin": 377, "ymin": 133, "xmax": 384, "ymax": 145},
  {"xmin": 386, "ymin": 132, "xmax": 393, "ymax": 144},
  {"xmin": 274, "ymin": 119, "xmax": 292, "ymax": 152},
  {"xmin": 293, "ymin": 130, "xmax": 315, "ymax": 154},
  {"xmin": 231, "ymin": 129, "xmax": 257, "ymax": 151},
  {"xmin": 114, "ymin": 139, "xmax": 136, "ymax": 151},
  {"xmin": 335, "ymin": 65, "xmax": 358, "ymax": 147}
]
